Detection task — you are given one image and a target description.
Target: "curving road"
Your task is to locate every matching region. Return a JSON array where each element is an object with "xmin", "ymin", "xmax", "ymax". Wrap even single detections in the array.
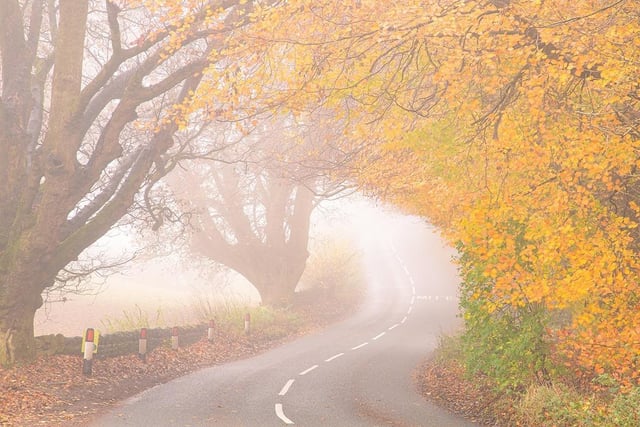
[{"xmin": 92, "ymin": 217, "xmax": 477, "ymax": 426}]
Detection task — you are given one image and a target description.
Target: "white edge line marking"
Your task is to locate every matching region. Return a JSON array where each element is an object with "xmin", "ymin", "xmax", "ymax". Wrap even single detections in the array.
[
  {"xmin": 411, "ymin": 295, "xmax": 416, "ymax": 304},
  {"xmin": 279, "ymin": 379, "xmax": 295, "ymax": 396},
  {"xmin": 352, "ymin": 342, "xmax": 368, "ymax": 350},
  {"xmin": 411, "ymin": 285, "xmax": 416, "ymax": 293},
  {"xmin": 325, "ymin": 352, "xmax": 344, "ymax": 362},
  {"xmin": 275, "ymin": 403, "xmax": 294, "ymax": 424},
  {"xmin": 388, "ymin": 323, "xmax": 399, "ymax": 330},
  {"xmin": 408, "ymin": 306, "xmax": 413, "ymax": 314},
  {"xmin": 299, "ymin": 365, "xmax": 319, "ymax": 376},
  {"xmin": 401, "ymin": 316, "xmax": 408, "ymax": 324},
  {"xmin": 373, "ymin": 332, "xmax": 386, "ymax": 340}
]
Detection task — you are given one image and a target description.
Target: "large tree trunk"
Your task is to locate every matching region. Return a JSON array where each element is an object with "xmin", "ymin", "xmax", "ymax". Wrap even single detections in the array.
[
  {"xmin": 0, "ymin": 245, "xmax": 52, "ymax": 365},
  {"xmin": 255, "ymin": 275, "xmax": 301, "ymax": 307},
  {"xmin": 247, "ymin": 245, "xmax": 310, "ymax": 307},
  {"xmin": 0, "ymin": 284, "xmax": 42, "ymax": 365}
]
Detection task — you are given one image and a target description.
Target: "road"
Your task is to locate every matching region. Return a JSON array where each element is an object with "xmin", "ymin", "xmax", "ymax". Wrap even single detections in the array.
[{"xmin": 92, "ymin": 217, "xmax": 476, "ymax": 426}]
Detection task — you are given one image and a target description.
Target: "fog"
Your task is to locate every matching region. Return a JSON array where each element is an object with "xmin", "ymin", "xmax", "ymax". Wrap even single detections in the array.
[{"xmin": 34, "ymin": 195, "xmax": 431, "ymax": 337}]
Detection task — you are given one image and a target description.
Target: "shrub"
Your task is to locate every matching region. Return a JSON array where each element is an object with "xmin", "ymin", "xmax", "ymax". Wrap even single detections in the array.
[
  {"xmin": 610, "ymin": 387, "xmax": 640, "ymax": 427},
  {"xmin": 461, "ymin": 292, "xmax": 553, "ymax": 391},
  {"xmin": 298, "ymin": 237, "xmax": 365, "ymax": 304}
]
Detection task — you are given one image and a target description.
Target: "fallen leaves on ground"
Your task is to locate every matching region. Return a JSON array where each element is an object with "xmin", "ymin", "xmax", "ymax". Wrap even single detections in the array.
[
  {"xmin": 414, "ymin": 358, "xmax": 517, "ymax": 426},
  {"xmin": 0, "ymin": 295, "xmax": 360, "ymax": 427}
]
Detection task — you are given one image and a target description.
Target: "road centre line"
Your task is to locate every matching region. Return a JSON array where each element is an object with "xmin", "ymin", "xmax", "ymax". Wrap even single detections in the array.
[
  {"xmin": 299, "ymin": 365, "xmax": 319, "ymax": 376},
  {"xmin": 325, "ymin": 352, "xmax": 344, "ymax": 362},
  {"xmin": 279, "ymin": 379, "xmax": 295, "ymax": 396},
  {"xmin": 275, "ymin": 403, "xmax": 294, "ymax": 424},
  {"xmin": 373, "ymin": 332, "xmax": 386, "ymax": 340},
  {"xmin": 274, "ymin": 244, "xmax": 418, "ymax": 426},
  {"xmin": 352, "ymin": 342, "xmax": 368, "ymax": 350}
]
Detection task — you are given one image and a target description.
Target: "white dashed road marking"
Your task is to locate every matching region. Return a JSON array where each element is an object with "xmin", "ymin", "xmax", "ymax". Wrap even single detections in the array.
[
  {"xmin": 279, "ymin": 379, "xmax": 295, "ymax": 396},
  {"xmin": 325, "ymin": 353, "xmax": 344, "ymax": 362},
  {"xmin": 373, "ymin": 332, "xmax": 386, "ymax": 340},
  {"xmin": 275, "ymin": 242, "xmax": 423, "ymax": 425},
  {"xmin": 299, "ymin": 365, "xmax": 319, "ymax": 376},
  {"xmin": 351, "ymin": 342, "xmax": 368, "ymax": 350}
]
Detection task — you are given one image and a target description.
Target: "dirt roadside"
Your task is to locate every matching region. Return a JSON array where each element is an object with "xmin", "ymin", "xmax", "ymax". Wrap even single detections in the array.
[
  {"xmin": 414, "ymin": 357, "xmax": 517, "ymax": 427},
  {"xmin": 0, "ymin": 294, "xmax": 358, "ymax": 427}
]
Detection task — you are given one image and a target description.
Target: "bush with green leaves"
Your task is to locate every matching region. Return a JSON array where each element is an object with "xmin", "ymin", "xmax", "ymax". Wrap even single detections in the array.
[
  {"xmin": 610, "ymin": 387, "xmax": 640, "ymax": 426},
  {"xmin": 458, "ymin": 247, "xmax": 555, "ymax": 392}
]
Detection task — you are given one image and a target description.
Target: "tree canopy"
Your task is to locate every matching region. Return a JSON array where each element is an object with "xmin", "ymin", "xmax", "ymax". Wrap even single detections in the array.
[
  {"xmin": 2, "ymin": 0, "xmax": 639, "ymax": 390},
  {"xmin": 225, "ymin": 0, "xmax": 640, "ymax": 388}
]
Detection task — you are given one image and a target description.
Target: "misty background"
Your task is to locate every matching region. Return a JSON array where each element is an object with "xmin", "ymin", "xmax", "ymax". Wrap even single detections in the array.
[{"xmin": 34, "ymin": 196, "xmax": 436, "ymax": 337}]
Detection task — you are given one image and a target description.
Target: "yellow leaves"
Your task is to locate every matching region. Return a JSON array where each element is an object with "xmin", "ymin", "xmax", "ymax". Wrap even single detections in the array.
[{"xmin": 119, "ymin": 0, "xmax": 640, "ymax": 385}]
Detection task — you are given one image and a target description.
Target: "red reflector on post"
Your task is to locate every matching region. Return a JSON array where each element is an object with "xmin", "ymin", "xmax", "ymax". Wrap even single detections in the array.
[
  {"xmin": 245, "ymin": 313, "xmax": 250, "ymax": 322},
  {"xmin": 172, "ymin": 327, "xmax": 178, "ymax": 336},
  {"xmin": 140, "ymin": 328, "xmax": 147, "ymax": 339},
  {"xmin": 85, "ymin": 328, "xmax": 95, "ymax": 342},
  {"xmin": 209, "ymin": 319, "xmax": 215, "ymax": 328}
]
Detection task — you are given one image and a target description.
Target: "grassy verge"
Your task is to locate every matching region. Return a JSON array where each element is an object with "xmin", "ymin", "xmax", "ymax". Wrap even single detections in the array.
[
  {"xmin": 416, "ymin": 334, "xmax": 640, "ymax": 426},
  {"xmin": 1, "ymin": 286, "xmax": 364, "ymax": 426}
]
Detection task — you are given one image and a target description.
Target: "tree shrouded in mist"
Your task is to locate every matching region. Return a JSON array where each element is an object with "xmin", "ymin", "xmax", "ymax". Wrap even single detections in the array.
[{"xmin": 171, "ymin": 114, "xmax": 351, "ymax": 306}]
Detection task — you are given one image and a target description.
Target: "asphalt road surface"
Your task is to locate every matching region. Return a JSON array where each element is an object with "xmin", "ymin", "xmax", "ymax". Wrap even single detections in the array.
[{"xmin": 93, "ymin": 217, "xmax": 477, "ymax": 426}]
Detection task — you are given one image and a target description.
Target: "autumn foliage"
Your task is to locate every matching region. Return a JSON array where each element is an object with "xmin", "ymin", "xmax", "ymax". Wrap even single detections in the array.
[
  {"xmin": 230, "ymin": 0, "xmax": 640, "ymax": 390},
  {"xmin": 357, "ymin": 1, "xmax": 640, "ymax": 389},
  {"xmin": 2, "ymin": 0, "xmax": 638, "ymax": 396}
]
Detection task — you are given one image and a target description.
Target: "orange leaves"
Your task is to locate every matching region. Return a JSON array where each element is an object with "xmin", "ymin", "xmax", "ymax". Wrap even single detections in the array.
[
  {"xmin": 304, "ymin": 0, "xmax": 640, "ymax": 387},
  {"xmin": 121, "ymin": 0, "xmax": 640, "ymax": 387}
]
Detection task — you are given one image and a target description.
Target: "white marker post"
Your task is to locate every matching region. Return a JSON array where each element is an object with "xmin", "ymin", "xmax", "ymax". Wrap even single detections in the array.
[
  {"xmin": 171, "ymin": 327, "xmax": 179, "ymax": 350},
  {"xmin": 138, "ymin": 328, "xmax": 148, "ymax": 362},
  {"xmin": 207, "ymin": 319, "xmax": 215, "ymax": 343},
  {"xmin": 82, "ymin": 328, "xmax": 95, "ymax": 376},
  {"xmin": 244, "ymin": 313, "xmax": 251, "ymax": 335}
]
